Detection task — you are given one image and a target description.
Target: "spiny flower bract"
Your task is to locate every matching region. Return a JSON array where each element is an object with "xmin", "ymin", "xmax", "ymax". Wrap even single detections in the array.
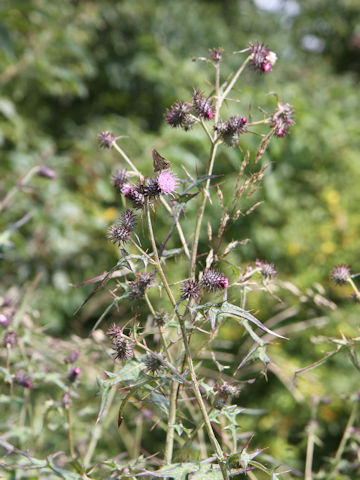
[
  {"xmin": 330, "ymin": 265, "xmax": 351, "ymax": 285},
  {"xmin": 201, "ymin": 269, "xmax": 229, "ymax": 292}
]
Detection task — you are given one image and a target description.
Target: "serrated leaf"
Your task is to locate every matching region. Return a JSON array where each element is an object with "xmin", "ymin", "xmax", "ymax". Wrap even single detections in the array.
[
  {"xmin": 96, "ymin": 377, "xmax": 112, "ymax": 424},
  {"xmin": 136, "ymin": 462, "xmax": 216, "ymax": 479},
  {"xmin": 104, "ymin": 360, "xmax": 143, "ymax": 386}
]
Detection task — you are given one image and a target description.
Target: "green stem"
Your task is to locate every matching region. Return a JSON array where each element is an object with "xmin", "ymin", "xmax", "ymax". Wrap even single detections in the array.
[
  {"xmin": 145, "ymin": 201, "xmax": 228, "ymax": 479},
  {"xmin": 305, "ymin": 420, "xmax": 317, "ymax": 480},
  {"xmin": 219, "ymin": 56, "xmax": 251, "ymax": 107},
  {"xmin": 0, "ymin": 166, "xmax": 39, "ymax": 213},
  {"xmin": 66, "ymin": 404, "xmax": 75, "ymax": 458},
  {"xmin": 190, "ymin": 140, "xmax": 221, "ymax": 278},
  {"xmin": 348, "ymin": 278, "xmax": 360, "ymax": 300}
]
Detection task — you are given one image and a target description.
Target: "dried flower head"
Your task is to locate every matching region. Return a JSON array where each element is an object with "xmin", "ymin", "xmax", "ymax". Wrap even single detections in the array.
[
  {"xmin": 98, "ymin": 130, "xmax": 116, "ymax": 149},
  {"xmin": 153, "ymin": 310, "xmax": 170, "ymax": 327},
  {"xmin": 330, "ymin": 265, "xmax": 351, "ymax": 285},
  {"xmin": 256, "ymin": 259, "xmax": 278, "ymax": 279},
  {"xmin": 14, "ymin": 371, "xmax": 32, "ymax": 389},
  {"xmin": 129, "ymin": 272, "xmax": 155, "ymax": 299},
  {"xmin": 180, "ymin": 279, "xmax": 201, "ymax": 300},
  {"xmin": 3, "ymin": 330, "xmax": 17, "ymax": 347},
  {"xmin": 107, "ymin": 326, "xmax": 134, "ymax": 361},
  {"xmin": 249, "ymin": 41, "xmax": 275, "ymax": 73},
  {"xmin": 201, "ymin": 269, "xmax": 229, "ymax": 292},
  {"xmin": 165, "ymin": 101, "xmax": 193, "ymax": 129},
  {"xmin": 112, "ymin": 169, "xmax": 129, "ymax": 189},
  {"xmin": 108, "ymin": 210, "xmax": 137, "ymax": 246},
  {"xmin": 143, "ymin": 178, "xmax": 161, "ymax": 199},
  {"xmin": 270, "ymin": 102, "xmax": 295, "ymax": 137},
  {"xmin": 192, "ymin": 89, "xmax": 214, "ymax": 120},
  {"xmin": 209, "ymin": 47, "xmax": 224, "ymax": 62},
  {"xmin": 64, "ymin": 350, "xmax": 80, "ymax": 364},
  {"xmin": 67, "ymin": 367, "xmax": 81, "ymax": 383},
  {"xmin": 156, "ymin": 170, "xmax": 179, "ymax": 196},
  {"xmin": 144, "ymin": 354, "xmax": 164, "ymax": 374},
  {"xmin": 213, "ymin": 383, "xmax": 241, "ymax": 410},
  {"xmin": 121, "ymin": 184, "xmax": 145, "ymax": 209},
  {"xmin": 214, "ymin": 116, "xmax": 247, "ymax": 146}
]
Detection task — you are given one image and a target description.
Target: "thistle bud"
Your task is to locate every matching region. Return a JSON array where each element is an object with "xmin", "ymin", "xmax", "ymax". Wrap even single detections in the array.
[
  {"xmin": 270, "ymin": 102, "xmax": 295, "ymax": 137},
  {"xmin": 37, "ymin": 165, "xmax": 57, "ymax": 179},
  {"xmin": 192, "ymin": 89, "xmax": 214, "ymax": 120},
  {"xmin": 256, "ymin": 259, "xmax": 278, "ymax": 279},
  {"xmin": 180, "ymin": 279, "xmax": 201, "ymax": 300},
  {"xmin": 14, "ymin": 371, "xmax": 32, "ymax": 389},
  {"xmin": 98, "ymin": 131, "xmax": 116, "ymax": 149},
  {"xmin": 67, "ymin": 367, "xmax": 81, "ymax": 383},
  {"xmin": 112, "ymin": 169, "xmax": 129, "ymax": 189},
  {"xmin": 64, "ymin": 350, "xmax": 80, "ymax": 364},
  {"xmin": 209, "ymin": 47, "xmax": 224, "ymax": 63},
  {"xmin": 249, "ymin": 41, "xmax": 274, "ymax": 74},
  {"xmin": 144, "ymin": 354, "xmax": 164, "ymax": 374},
  {"xmin": 3, "ymin": 330, "xmax": 17, "ymax": 347},
  {"xmin": 165, "ymin": 101, "xmax": 192, "ymax": 129},
  {"xmin": 129, "ymin": 272, "xmax": 155, "ymax": 299}
]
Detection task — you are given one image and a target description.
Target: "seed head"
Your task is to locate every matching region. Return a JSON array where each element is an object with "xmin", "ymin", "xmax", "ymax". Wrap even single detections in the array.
[
  {"xmin": 192, "ymin": 89, "xmax": 214, "ymax": 120},
  {"xmin": 14, "ymin": 371, "xmax": 32, "ymax": 389},
  {"xmin": 180, "ymin": 279, "xmax": 201, "ymax": 300},
  {"xmin": 144, "ymin": 354, "xmax": 164, "ymax": 374},
  {"xmin": 256, "ymin": 259, "xmax": 278, "ymax": 279},
  {"xmin": 98, "ymin": 130, "xmax": 116, "ymax": 149},
  {"xmin": 112, "ymin": 169, "xmax": 129, "ymax": 189},
  {"xmin": 156, "ymin": 170, "xmax": 179, "ymax": 196},
  {"xmin": 165, "ymin": 101, "xmax": 193, "ymax": 129},
  {"xmin": 330, "ymin": 265, "xmax": 351, "ymax": 285},
  {"xmin": 129, "ymin": 272, "xmax": 155, "ymax": 299},
  {"xmin": 270, "ymin": 103, "xmax": 295, "ymax": 137},
  {"xmin": 201, "ymin": 269, "xmax": 229, "ymax": 292}
]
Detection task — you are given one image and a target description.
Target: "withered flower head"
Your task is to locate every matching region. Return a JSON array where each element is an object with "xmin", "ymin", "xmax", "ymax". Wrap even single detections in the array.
[
  {"xmin": 129, "ymin": 272, "xmax": 155, "ymax": 299},
  {"xmin": 144, "ymin": 354, "xmax": 164, "ymax": 374},
  {"xmin": 270, "ymin": 103, "xmax": 295, "ymax": 137},
  {"xmin": 256, "ymin": 259, "xmax": 278, "ymax": 279}
]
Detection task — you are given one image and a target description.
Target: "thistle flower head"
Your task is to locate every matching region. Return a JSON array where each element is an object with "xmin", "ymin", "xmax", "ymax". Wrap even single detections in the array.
[
  {"xmin": 330, "ymin": 265, "xmax": 351, "ymax": 285},
  {"xmin": 14, "ymin": 371, "xmax": 32, "ymax": 389},
  {"xmin": 214, "ymin": 116, "xmax": 247, "ymax": 146},
  {"xmin": 112, "ymin": 169, "xmax": 129, "ymax": 189},
  {"xmin": 129, "ymin": 272, "xmax": 155, "ymax": 299},
  {"xmin": 37, "ymin": 165, "xmax": 57, "ymax": 179},
  {"xmin": 249, "ymin": 41, "xmax": 274, "ymax": 73},
  {"xmin": 192, "ymin": 89, "xmax": 214, "ymax": 120},
  {"xmin": 153, "ymin": 310, "xmax": 170, "ymax": 327},
  {"xmin": 98, "ymin": 130, "xmax": 116, "ymax": 149},
  {"xmin": 201, "ymin": 269, "xmax": 229, "ymax": 292},
  {"xmin": 144, "ymin": 354, "xmax": 164, "ymax": 374},
  {"xmin": 180, "ymin": 279, "xmax": 201, "ymax": 300},
  {"xmin": 107, "ymin": 325, "xmax": 134, "ymax": 361},
  {"xmin": 64, "ymin": 350, "xmax": 80, "ymax": 364},
  {"xmin": 213, "ymin": 383, "xmax": 240, "ymax": 409},
  {"xmin": 3, "ymin": 330, "xmax": 17, "ymax": 347},
  {"xmin": 256, "ymin": 259, "xmax": 278, "ymax": 279},
  {"xmin": 121, "ymin": 184, "xmax": 145, "ymax": 209},
  {"xmin": 143, "ymin": 178, "xmax": 161, "ymax": 199},
  {"xmin": 209, "ymin": 47, "xmax": 224, "ymax": 63},
  {"xmin": 0, "ymin": 314, "xmax": 10, "ymax": 329},
  {"xmin": 67, "ymin": 366, "xmax": 81, "ymax": 383},
  {"xmin": 108, "ymin": 210, "xmax": 137, "ymax": 246},
  {"xmin": 271, "ymin": 103, "xmax": 295, "ymax": 137},
  {"xmin": 165, "ymin": 101, "xmax": 193, "ymax": 129},
  {"xmin": 156, "ymin": 170, "xmax": 179, "ymax": 196}
]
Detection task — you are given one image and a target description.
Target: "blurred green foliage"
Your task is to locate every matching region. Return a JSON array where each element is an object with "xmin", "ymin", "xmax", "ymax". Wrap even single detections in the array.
[{"xmin": 1, "ymin": 0, "xmax": 360, "ymax": 477}]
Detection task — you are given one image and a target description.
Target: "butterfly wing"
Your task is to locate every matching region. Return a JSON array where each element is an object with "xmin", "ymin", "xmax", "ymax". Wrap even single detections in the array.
[{"xmin": 152, "ymin": 149, "xmax": 171, "ymax": 172}]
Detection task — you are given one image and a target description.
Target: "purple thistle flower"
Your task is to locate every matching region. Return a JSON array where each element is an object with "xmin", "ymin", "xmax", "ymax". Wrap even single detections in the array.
[
  {"xmin": 108, "ymin": 210, "xmax": 137, "ymax": 246},
  {"xmin": 98, "ymin": 131, "xmax": 116, "ymax": 149},
  {"xmin": 180, "ymin": 279, "xmax": 201, "ymax": 300},
  {"xmin": 330, "ymin": 265, "xmax": 351, "ymax": 285},
  {"xmin": 209, "ymin": 47, "xmax": 224, "ymax": 63},
  {"xmin": 156, "ymin": 170, "xmax": 179, "ymax": 196},
  {"xmin": 249, "ymin": 41, "xmax": 276, "ymax": 73},
  {"xmin": 112, "ymin": 169, "xmax": 129, "ymax": 189},
  {"xmin": 192, "ymin": 89, "xmax": 214, "ymax": 120},
  {"xmin": 214, "ymin": 116, "xmax": 247, "ymax": 146},
  {"xmin": 201, "ymin": 269, "xmax": 229, "ymax": 292},
  {"xmin": 121, "ymin": 184, "xmax": 145, "ymax": 209},
  {"xmin": 64, "ymin": 350, "xmax": 80, "ymax": 364},
  {"xmin": 270, "ymin": 103, "xmax": 295, "ymax": 137},
  {"xmin": 14, "ymin": 372, "xmax": 32, "ymax": 389},
  {"xmin": 67, "ymin": 367, "xmax": 81, "ymax": 383},
  {"xmin": 256, "ymin": 259, "xmax": 278, "ymax": 279},
  {"xmin": 37, "ymin": 165, "xmax": 57, "ymax": 179},
  {"xmin": 165, "ymin": 101, "xmax": 193, "ymax": 129},
  {"xmin": 3, "ymin": 330, "xmax": 17, "ymax": 347},
  {"xmin": 0, "ymin": 314, "xmax": 10, "ymax": 329}
]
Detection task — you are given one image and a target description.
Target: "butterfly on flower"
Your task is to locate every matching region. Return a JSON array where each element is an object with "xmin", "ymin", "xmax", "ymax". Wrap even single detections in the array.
[{"xmin": 152, "ymin": 149, "xmax": 171, "ymax": 172}]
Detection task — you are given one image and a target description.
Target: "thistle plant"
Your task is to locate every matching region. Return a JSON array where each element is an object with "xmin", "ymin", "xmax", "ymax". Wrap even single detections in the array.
[{"xmin": 92, "ymin": 43, "xmax": 294, "ymax": 479}]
